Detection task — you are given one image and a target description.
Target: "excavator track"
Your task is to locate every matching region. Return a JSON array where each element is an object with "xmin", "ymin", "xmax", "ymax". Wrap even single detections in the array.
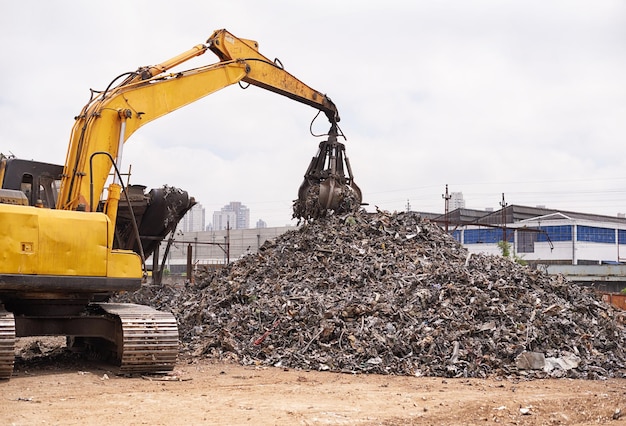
[
  {"xmin": 97, "ymin": 303, "xmax": 179, "ymax": 374},
  {"xmin": 0, "ymin": 306, "xmax": 16, "ymax": 380}
]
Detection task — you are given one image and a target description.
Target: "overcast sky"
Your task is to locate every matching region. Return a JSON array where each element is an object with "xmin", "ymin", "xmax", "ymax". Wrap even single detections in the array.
[{"xmin": 2, "ymin": 1, "xmax": 625, "ymax": 227}]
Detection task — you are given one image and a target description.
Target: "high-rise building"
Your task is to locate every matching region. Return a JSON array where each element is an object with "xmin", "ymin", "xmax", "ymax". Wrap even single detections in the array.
[
  {"xmin": 180, "ymin": 203, "xmax": 205, "ymax": 232},
  {"xmin": 213, "ymin": 201, "xmax": 250, "ymax": 230},
  {"xmin": 450, "ymin": 192, "xmax": 466, "ymax": 210},
  {"xmin": 213, "ymin": 210, "xmax": 237, "ymax": 231}
]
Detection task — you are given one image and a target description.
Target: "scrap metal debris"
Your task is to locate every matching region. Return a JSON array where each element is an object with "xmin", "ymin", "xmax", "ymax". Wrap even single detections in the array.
[
  {"xmin": 116, "ymin": 210, "xmax": 626, "ymax": 379},
  {"xmin": 292, "ymin": 184, "xmax": 328, "ymax": 222},
  {"xmin": 292, "ymin": 182, "xmax": 361, "ymax": 222}
]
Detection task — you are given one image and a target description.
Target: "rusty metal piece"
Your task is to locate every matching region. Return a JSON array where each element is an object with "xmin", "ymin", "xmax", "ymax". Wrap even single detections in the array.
[{"xmin": 114, "ymin": 185, "xmax": 195, "ymax": 258}]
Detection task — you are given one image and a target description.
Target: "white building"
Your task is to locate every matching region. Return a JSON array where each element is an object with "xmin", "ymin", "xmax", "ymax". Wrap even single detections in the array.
[
  {"xmin": 213, "ymin": 201, "xmax": 250, "ymax": 230},
  {"xmin": 441, "ymin": 206, "xmax": 626, "ymax": 265},
  {"xmin": 179, "ymin": 203, "xmax": 205, "ymax": 232},
  {"xmin": 450, "ymin": 192, "xmax": 465, "ymax": 209},
  {"xmin": 432, "ymin": 205, "xmax": 626, "ymax": 291},
  {"xmin": 213, "ymin": 210, "xmax": 237, "ymax": 231}
]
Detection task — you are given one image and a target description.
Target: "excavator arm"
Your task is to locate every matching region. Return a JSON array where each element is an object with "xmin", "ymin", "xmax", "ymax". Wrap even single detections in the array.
[
  {"xmin": 207, "ymin": 30, "xmax": 339, "ymax": 123},
  {"xmin": 59, "ymin": 29, "xmax": 355, "ymax": 224}
]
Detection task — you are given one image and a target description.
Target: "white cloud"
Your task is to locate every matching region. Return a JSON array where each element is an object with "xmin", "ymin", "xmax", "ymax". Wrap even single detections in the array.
[{"xmin": 1, "ymin": 0, "xmax": 625, "ymax": 225}]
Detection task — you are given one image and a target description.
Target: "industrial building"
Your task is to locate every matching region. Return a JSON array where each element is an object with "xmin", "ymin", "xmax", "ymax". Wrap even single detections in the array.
[
  {"xmin": 429, "ymin": 204, "xmax": 626, "ymax": 263},
  {"xmin": 150, "ymin": 225, "xmax": 296, "ymax": 277},
  {"xmin": 429, "ymin": 204, "xmax": 626, "ymax": 291}
]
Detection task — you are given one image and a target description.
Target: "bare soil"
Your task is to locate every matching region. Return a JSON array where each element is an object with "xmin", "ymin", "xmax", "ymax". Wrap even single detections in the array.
[{"xmin": 1, "ymin": 339, "xmax": 625, "ymax": 425}]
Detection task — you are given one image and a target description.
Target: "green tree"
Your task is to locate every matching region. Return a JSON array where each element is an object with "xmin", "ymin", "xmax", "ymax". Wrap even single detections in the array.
[{"xmin": 497, "ymin": 240, "xmax": 527, "ymax": 266}]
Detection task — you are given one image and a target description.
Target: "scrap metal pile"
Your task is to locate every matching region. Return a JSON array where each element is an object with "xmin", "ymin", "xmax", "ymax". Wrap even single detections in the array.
[{"xmin": 118, "ymin": 210, "xmax": 626, "ymax": 379}]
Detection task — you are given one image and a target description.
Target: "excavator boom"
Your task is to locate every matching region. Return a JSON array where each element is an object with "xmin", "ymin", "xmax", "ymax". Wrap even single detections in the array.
[{"xmin": 207, "ymin": 29, "xmax": 339, "ymax": 123}]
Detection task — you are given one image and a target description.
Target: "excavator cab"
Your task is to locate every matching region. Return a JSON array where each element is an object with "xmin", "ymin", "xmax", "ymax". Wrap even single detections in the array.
[
  {"xmin": 0, "ymin": 155, "xmax": 63, "ymax": 208},
  {"xmin": 294, "ymin": 124, "xmax": 362, "ymax": 221}
]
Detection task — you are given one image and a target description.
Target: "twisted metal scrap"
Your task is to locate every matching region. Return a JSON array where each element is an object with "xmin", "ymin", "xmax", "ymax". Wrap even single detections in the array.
[
  {"xmin": 292, "ymin": 185, "xmax": 327, "ymax": 222},
  {"xmin": 292, "ymin": 184, "xmax": 361, "ymax": 222},
  {"xmin": 117, "ymin": 210, "xmax": 626, "ymax": 379}
]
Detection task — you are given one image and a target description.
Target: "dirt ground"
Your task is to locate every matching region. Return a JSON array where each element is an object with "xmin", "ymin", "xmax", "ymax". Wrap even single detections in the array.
[{"xmin": 1, "ymin": 339, "xmax": 625, "ymax": 426}]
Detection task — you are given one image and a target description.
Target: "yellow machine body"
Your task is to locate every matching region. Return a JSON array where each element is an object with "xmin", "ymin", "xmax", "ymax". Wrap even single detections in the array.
[{"xmin": 0, "ymin": 204, "xmax": 141, "ymax": 279}]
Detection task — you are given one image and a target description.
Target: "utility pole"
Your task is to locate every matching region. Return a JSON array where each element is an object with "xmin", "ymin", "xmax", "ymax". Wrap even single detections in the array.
[
  {"xmin": 500, "ymin": 193, "xmax": 508, "ymax": 242},
  {"xmin": 442, "ymin": 184, "xmax": 451, "ymax": 232},
  {"xmin": 224, "ymin": 220, "xmax": 230, "ymax": 265},
  {"xmin": 406, "ymin": 199, "xmax": 411, "ymax": 213}
]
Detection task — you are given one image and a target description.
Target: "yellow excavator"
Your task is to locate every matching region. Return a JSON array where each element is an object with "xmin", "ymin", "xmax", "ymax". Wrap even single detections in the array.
[{"xmin": 0, "ymin": 29, "xmax": 361, "ymax": 379}]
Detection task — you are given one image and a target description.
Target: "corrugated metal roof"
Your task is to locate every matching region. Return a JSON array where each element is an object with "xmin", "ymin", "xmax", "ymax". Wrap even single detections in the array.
[{"xmin": 419, "ymin": 204, "xmax": 626, "ymax": 226}]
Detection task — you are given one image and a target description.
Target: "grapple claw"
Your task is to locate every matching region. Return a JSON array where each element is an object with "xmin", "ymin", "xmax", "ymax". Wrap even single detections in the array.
[{"xmin": 293, "ymin": 125, "xmax": 362, "ymax": 221}]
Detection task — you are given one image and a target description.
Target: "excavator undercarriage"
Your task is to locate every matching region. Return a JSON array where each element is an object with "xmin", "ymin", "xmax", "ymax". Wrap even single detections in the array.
[
  {"xmin": 0, "ymin": 301, "xmax": 178, "ymax": 380},
  {"xmin": 0, "ymin": 307, "xmax": 14, "ymax": 379}
]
